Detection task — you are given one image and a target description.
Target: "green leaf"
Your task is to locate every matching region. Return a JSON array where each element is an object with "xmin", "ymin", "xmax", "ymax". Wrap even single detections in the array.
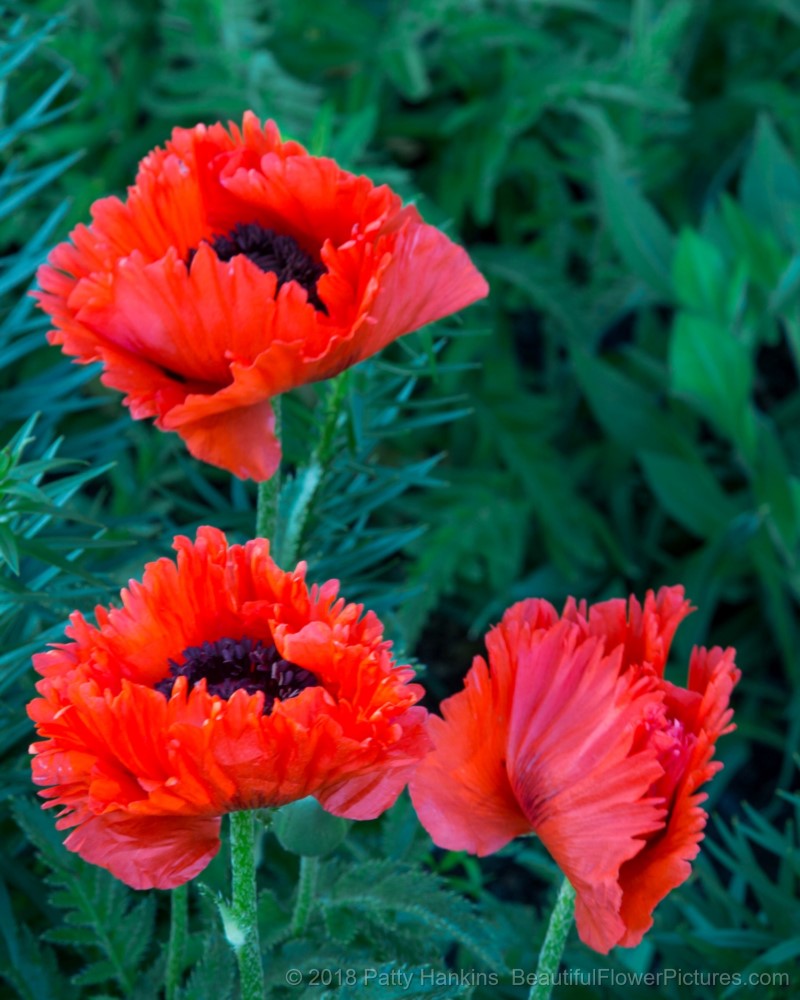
[
  {"xmin": 639, "ymin": 450, "xmax": 738, "ymax": 539},
  {"xmin": 11, "ymin": 798, "xmax": 156, "ymax": 997},
  {"xmin": 0, "ymin": 912, "xmax": 61, "ymax": 1000},
  {"xmin": 380, "ymin": 792, "xmax": 429, "ymax": 864},
  {"xmin": 175, "ymin": 930, "xmax": 235, "ymax": 1000},
  {"xmin": 740, "ymin": 116, "xmax": 800, "ymax": 251},
  {"xmin": 572, "ymin": 348, "xmax": 687, "ymax": 454},
  {"xmin": 320, "ymin": 860, "xmax": 505, "ymax": 970},
  {"xmin": 769, "ymin": 252, "xmax": 800, "ymax": 314},
  {"xmin": 0, "ymin": 152, "xmax": 82, "ymax": 223},
  {"xmin": 0, "ymin": 523, "xmax": 19, "ymax": 575},
  {"xmin": 381, "ymin": 39, "xmax": 431, "ymax": 102},
  {"xmin": 669, "ymin": 313, "xmax": 757, "ymax": 457},
  {"xmin": 0, "ymin": 17, "xmax": 60, "ymax": 83},
  {"xmin": 397, "ymin": 479, "xmax": 527, "ymax": 647},
  {"xmin": 672, "ymin": 228, "xmax": 735, "ymax": 323},
  {"xmin": 719, "ymin": 195, "xmax": 787, "ymax": 293},
  {"xmin": 596, "ymin": 159, "xmax": 674, "ymax": 297},
  {"xmin": 750, "ymin": 420, "xmax": 799, "ymax": 554},
  {"xmin": 493, "ymin": 425, "xmax": 604, "ymax": 576}
]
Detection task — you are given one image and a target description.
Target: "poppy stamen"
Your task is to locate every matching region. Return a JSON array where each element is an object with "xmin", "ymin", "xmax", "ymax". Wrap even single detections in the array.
[
  {"xmin": 209, "ymin": 223, "xmax": 327, "ymax": 311},
  {"xmin": 155, "ymin": 636, "xmax": 318, "ymax": 713}
]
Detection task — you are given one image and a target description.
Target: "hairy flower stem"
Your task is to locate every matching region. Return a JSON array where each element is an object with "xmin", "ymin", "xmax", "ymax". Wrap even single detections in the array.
[
  {"xmin": 528, "ymin": 877, "xmax": 576, "ymax": 1000},
  {"xmin": 290, "ymin": 856, "xmax": 320, "ymax": 936},
  {"xmin": 230, "ymin": 811, "xmax": 265, "ymax": 1000},
  {"xmin": 228, "ymin": 418, "xmax": 285, "ymax": 1000},
  {"xmin": 165, "ymin": 883, "xmax": 188, "ymax": 1000},
  {"xmin": 277, "ymin": 371, "xmax": 350, "ymax": 567},
  {"xmin": 314, "ymin": 369, "xmax": 351, "ymax": 468},
  {"xmin": 256, "ymin": 396, "xmax": 282, "ymax": 539}
]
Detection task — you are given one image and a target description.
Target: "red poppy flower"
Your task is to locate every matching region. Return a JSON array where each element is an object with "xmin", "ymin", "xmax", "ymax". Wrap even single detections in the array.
[
  {"xmin": 409, "ymin": 586, "xmax": 739, "ymax": 953},
  {"xmin": 28, "ymin": 526, "xmax": 428, "ymax": 890},
  {"xmin": 34, "ymin": 113, "xmax": 488, "ymax": 480}
]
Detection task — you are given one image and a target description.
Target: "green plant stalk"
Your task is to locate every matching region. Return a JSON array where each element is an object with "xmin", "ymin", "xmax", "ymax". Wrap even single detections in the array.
[
  {"xmin": 528, "ymin": 877, "xmax": 576, "ymax": 1000},
  {"xmin": 279, "ymin": 371, "xmax": 350, "ymax": 567},
  {"xmin": 314, "ymin": 369, "xmax": 351, "ymax": 468},
  {"xmin": 165, "ymin": 883, "xmax": 188, "ymax": 1000},
  {"xmin": 255, "ymin": 396, "xmax": 282, "ymax": 539},
  {"xmin": 226, "ymin": 405, "xmax": 287, "ymax": 1000},
  {"xmin": 230, "ymin": 811, "xmax": 265, "ymax": 1000},
  {"xmin": 290, "ymin": 856, "xmax": 320, "ymax": 936}
]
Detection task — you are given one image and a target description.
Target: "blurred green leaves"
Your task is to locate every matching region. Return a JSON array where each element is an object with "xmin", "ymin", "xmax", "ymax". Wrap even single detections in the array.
[
  {"xmin": 669, "ymin": 313, "xmax": 756, "ymax": 456},
  {"xmin": 597, "ymin": 161, "xmax": 674, "ymax": 299}
]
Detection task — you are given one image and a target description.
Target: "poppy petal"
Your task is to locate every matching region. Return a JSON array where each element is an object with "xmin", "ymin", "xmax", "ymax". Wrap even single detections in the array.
[
  {"xmin": 501, "ymin": 619, "xmax": 666, "ymax": 954},
  {"xmin": 355, "ymin": 213, "xmax": 489, "ymax": 361},
  {"xmin": 35, "ymin": 114, "xmax": 488, "ymax": 479},
  {"xmin": 318, "ymin": 706, "xmax": 431, "ymax": 820},
  {"xmin": 29, "ymin": 529, "xmax": 428, "ymax": 888},
  {"xmin": 616, "ymin": 645, "xmax": 740, "ymax": 946},
  {"xmin": 409, "ymin": 655, "xmax": 532, "ymax": 856},
  {"xmin": 64, "ymin": 812, "xmax": 221, "ymax": 890},
  {"xmin": 565, "ymin": 585, "xmax": 694, "ymax": 675},
  {"xmin": 409, "ymin": 588, "xmax": 738, "ymax": 953},
  {"xmin": 162, "ymin": 398, "xmax": 279, "ymax": 482}
]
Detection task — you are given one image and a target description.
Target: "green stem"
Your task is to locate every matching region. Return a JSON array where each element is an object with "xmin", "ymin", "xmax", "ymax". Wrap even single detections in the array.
[
  {"xmin": 224, "ymin": 400, "xmax": 283, "ymax": 1000},
  {"xmin": 290, "ymin": 856, "xmax": 319, "ymax": 936},
  {"xmin": 165, "ymin": 883, "xmax": 188, "ymax": 1000},
  {"xmin": 230, "ymin": 811, "xmax": 265, "ymax": 1000},
  {"xmin": 528, "ymin": 877, "xmax": 576, "ymax": 1000},
  {"xmin": 256, "ymin": 396, "xmax": 282, "ymax": 539},
  {"xmin": 278, "ymin": 372, "xmax": 350, "ymax": 567},
  {"xmin": 314, "ymin": 370, "xmax": 350, "ymax": 468}
]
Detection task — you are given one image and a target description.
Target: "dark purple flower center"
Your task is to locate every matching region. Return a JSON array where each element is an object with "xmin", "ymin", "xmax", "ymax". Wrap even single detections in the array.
[
  {"xmin": 155, "ymin": 636, "xmax": 318, "ymax": 714},
  {"xmin": 206, "ymin": 222, "xmax": 327, "ymax": 311}
]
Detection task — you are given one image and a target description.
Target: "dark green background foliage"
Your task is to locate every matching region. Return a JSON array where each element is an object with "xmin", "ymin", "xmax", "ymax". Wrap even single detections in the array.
[{"xmin": 1, "ymin": 1, "xmax": 799, "ymax": 997}]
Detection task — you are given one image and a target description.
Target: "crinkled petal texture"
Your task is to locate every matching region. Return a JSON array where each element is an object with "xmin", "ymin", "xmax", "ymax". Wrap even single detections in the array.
[
  {"xmin": 409, "ymin": 586, "xmax": 739, "ymax": 953},
  {"xmin": 34, "ymin": 113, "xmax": 488, "ymax": 480},
  {"xmin": 28, "ymin": 527, "xmax": 428, "ymax": 890}
]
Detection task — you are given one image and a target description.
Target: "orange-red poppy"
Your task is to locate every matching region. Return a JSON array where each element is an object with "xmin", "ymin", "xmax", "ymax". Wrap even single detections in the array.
[
  {"xmin": 409, "ymin": 586, "xmax": 739, "ymax": 953},
  {"xmin": 34, "ymin": 113, "xmax": 488, "ymax": 480},
  {"xmin": 28, "ymin": 527, "xmax": 428, "ymax": 889}
]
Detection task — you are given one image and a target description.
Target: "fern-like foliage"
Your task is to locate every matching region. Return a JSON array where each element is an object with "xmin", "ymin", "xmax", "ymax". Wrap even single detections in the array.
[
  {"xmin": 6, "ymin": 799, "xmax": 157, "ymax": 998},
  {"xmin": 672, "ymin": 795, "xmax": 800, "ymax": 997},
  {"xmin": 240, "ymin": 805, "xmax": 512, "ymax": 1000},
  {"xmin": 0, "ymin": 17, "xmax": 163, "ymax": 1000},
  {"xmin": 318, "ymin": 859, "xmax": 505, "ymax": 970},
  {"xmin": 0, "ymin": 416, "xmax": 121, "ymax": 812},
  {"xmin": 145, "ymin": 0, "xmax": 321, "ymax": 139},
  {"xmin": 175, "ymin": 929, "xmax": 235, "ymax": 1000},
  {"xmin": 271, "ymin": 329, "xmax": 482, "ymax": 653}
]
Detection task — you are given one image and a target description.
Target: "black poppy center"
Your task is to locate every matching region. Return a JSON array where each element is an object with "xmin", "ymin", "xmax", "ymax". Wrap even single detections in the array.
[
  {"xmin": 208, "ymin": 222, "xmax": 327, "ymax": 311},
  {"xmin": 155, "ymin": 636, "xmax": 318, "ymax": 714}
]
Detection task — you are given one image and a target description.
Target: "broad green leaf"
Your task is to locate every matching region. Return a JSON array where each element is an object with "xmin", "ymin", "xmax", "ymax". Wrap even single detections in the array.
[
  {"xmin": 740, "ymin": 116, "xmax": 800, "ymax": 251},
  {"xmin": 639, "ymin": 450, "xmax": 738, "ymax": 539},
  {"xmin": 769, "ymin": 253, "xmax": 800, "ymax": 314},
  {"xmin": 572, "ymin": 348, "xmax": 688, "ymax": 454},
  {"xmin": 669, "ymin": 313, "xmax": 757, "ymax": 457},
  {"xmin": 750, "ymin": 420, "xmax": 799, "ymax": 554},
  {"xmin": 596, "ymin": 159, "xmax": 674, "ymax": 297},
  {"xmin": 381, "ymin": 40, "xmax": 430, "ymax": 102},
  {"xmin": 720, "ymin": 195, "xmax": 787, "ymax": 293},
  {"xmin": 0, "ymin": 524, "xmax": 19, "ymax": 575},
  {"xmin": 672, "ymin": 228, "xmax": 732, "ymax": 322}
]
